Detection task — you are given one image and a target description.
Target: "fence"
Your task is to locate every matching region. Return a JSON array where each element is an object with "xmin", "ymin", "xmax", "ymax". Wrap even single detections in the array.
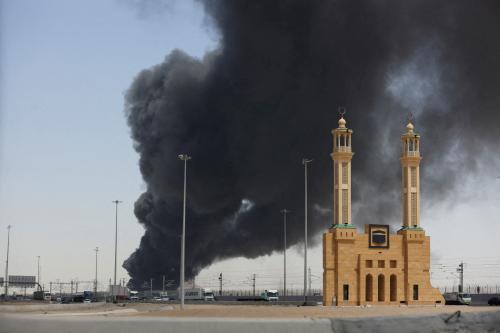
[
  {"xmin": 215, "ymin": 288, "xmax": 322, "ymax": 297},
  {"xmin": 438, "ymin": 285, "xmax": 500, "ymax": 294}
]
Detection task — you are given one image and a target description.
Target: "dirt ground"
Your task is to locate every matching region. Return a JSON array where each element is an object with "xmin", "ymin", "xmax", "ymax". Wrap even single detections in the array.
[
  {"xmin": 130, "ymin": 303, "xmax": 500, "ymax": 319},
  {"xmin": 2, "ymin": 302, "xmax": 500, "ymax": 319}
]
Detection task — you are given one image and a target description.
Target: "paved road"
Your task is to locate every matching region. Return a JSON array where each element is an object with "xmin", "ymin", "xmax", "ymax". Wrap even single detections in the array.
[{"xmin": 1, "ymin": 310, "xmax": 500, "ymax": 333}]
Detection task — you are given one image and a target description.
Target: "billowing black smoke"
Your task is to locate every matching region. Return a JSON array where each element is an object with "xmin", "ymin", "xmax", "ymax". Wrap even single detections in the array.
[{"xmin": 123, "ymin": 0, "xmax": 500, "ymax": 289}]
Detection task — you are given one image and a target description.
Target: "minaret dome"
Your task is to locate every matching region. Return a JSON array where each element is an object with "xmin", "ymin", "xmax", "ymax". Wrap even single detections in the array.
[{"xmin": 338, "ymin": 117, "xmax": 346, "ymax": 128}]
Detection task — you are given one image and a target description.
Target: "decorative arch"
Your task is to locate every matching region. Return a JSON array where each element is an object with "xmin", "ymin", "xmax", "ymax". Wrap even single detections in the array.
[
  {"xmin": 378, "ymin": 274, "xmax": 385, "ymax": 302},
  {"xmin": 390, "ymin": 274, "xmax": 397, "ymax": 302},
  {"xmin": 365, "ymin": 274, "xmax": 373, "ymax": 302}
]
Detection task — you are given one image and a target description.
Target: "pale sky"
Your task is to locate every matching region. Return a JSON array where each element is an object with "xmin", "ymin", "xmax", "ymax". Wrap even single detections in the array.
[{"xmin": 1, "ymin": 0, "xmax": 499, "ymax": 294}]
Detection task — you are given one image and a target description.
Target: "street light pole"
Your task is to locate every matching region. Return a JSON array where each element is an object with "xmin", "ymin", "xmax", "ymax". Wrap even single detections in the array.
[
  {"xmin": 112, "ymin": 200, "xmax": 122, "ymax": 299},
  {"xmin": 37, "ymin": 256, "xmax": 41, "ymax": 288},
  {"xmin": 280, "ymin": 209, "xmax": 290, "ymax": 298},
  {"xmin": 94, "ymin": 247, "xmax": 99, "ymax": 295},
  {"xmin": 4, "ymin": 225, "xmax": 12, "ymax": 298},
  {"xmin": 302, "ymin": 158, "xmax": 313, "ymax": 304},
  {"xmin": 178, "ymin": 154, "xmax": 191, "ymax": 310}
]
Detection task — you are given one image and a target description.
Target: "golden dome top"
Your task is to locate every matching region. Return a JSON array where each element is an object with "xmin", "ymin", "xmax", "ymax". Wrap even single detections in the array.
[
  {"xmin": 406, "ymin": 122, "xmax": 414, "ymax": 133},
  {"xmin": 338, "ymin": 117, "xmax": 346, "ymax": 128}
]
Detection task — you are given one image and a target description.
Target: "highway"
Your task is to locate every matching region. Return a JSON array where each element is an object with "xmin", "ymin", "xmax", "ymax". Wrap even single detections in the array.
[{"xmin": 1, "ymin": 305, "xmax": 500, "ymax": 333}]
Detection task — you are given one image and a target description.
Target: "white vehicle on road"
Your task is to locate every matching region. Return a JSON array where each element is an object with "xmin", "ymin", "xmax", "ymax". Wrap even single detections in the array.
[
  {"xmin": 443, "ymin": 292, "xmax": 471, "ymax": 305},
  {"xmin": 182, "ymin": 288, "xmax": 215, "ymax": 301},
  {"xmin": 129, "ymin": 290, "xmax": 139, "ymax": 301},
  {"xmin": 261, "ymin": 290, "xmax": 279, "ymax": 301}
]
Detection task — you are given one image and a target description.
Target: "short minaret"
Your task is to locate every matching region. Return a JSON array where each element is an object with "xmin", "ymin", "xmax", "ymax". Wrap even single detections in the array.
[
  {"xmin": 331, "ymin": 116, "xmax": 354, "ymax": 226},
  {"xmin": 401, "ymin": 122, "xmax": 422, "ymax": 229}
]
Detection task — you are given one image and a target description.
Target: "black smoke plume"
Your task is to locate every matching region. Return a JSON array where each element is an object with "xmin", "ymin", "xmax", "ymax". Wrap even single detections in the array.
[{"xmin": 123, "ymin": 0, "xmax": 500, "ymax": 289}]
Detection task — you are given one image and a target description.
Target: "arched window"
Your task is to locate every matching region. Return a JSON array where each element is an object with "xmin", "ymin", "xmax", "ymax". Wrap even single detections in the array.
[
  {"xmin": 366, "ymin": 274, "xmax": 373, "ymax": 302},
  {"xmin": 390, "ymin": 275, "xmax": 397, "ymax": 302},
  {"xmin": 378, "ymin": 274, "xmax": 385, "ymax": 302}
]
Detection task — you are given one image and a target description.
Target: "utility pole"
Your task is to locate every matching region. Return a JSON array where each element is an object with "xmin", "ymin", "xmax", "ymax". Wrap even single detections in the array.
[
  {"xmin": 150, "ymin": 278, "xmax": 153, "ymax": 299},
  {"xmin": 49, "ymin": 282, "xmax": 52, "ymax": 295},
  {"xmin": 457, "ymin": 262, "xmax": 464, "ymax": 293},
  {"xmin": 94, "ymin": 247, "xmax": 99, "ymax": 295},
  {"xmin": 218, "ymin": 273, "xmax": 223, "ymax": 296},
  {"xmin": 37, "ymin": 256, "xmax": 41, "ymax": 288},
  {"xmin": 308, "ymin": 267, "xmax": 312, "ymax": 296},
  {"xmin": 252, "ymin": 274, "xmax": 256, "ymax": 296},
  {"xmin": 302, "ymin": 158, "xmax": 312, "ymax": 304},
  {"xmin": 4, "ymin": 225, "xmax": 12, "ymax": 298},
  {"xmin": 112, "ymin": 200, "xmax": 122, "ymax": 294},
  {"xmin": 162, "ymin": 275, "xmax": 165, "ymax": 294},
  {"xmin": 178, "ymin": 154, "xmax": 191, "ymax": 310},
  {"xmin": 280, "ymin": 209, "xmax": 290, "ymax": 298}
]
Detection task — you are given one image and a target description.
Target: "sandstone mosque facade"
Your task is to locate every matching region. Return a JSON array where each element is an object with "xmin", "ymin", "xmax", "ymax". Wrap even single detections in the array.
[{"xmin": 322, "ymin": 117, "xmax": 444, "ymax": 306}]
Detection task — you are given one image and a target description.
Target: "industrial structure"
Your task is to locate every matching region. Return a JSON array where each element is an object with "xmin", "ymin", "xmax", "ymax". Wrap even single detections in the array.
[{"xmin": 323, "ymin": 116, "xmax": 444, "ymax": 305}]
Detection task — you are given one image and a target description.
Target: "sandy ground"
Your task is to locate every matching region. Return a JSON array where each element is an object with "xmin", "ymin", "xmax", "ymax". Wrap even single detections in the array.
[
  {"xmin": 129, "ymin": 303, "xmax": 500, "ymax": 319},
  {"xmin": 2, "ymin": 302, "xmax": 500, "ymax": 319}
]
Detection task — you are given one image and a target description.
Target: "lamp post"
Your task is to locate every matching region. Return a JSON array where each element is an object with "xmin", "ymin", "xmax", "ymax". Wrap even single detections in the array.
[
  {"xmin": 37, "ymin": 256, "xmax": 41, "ymax": 288},
  {"xmin": 4, "ymin": 225, "xmax": 12, "ymax": 298},
  {"xmin": 94, "ymin": 247, "xmax": 99, "ymax": 296},
  {"xmin": 178, "ymin": 154, "xmax": 191, "ymax": 310},
  {"xmin": 112, "ymin": 200, "xmax": 122, "ymax": 299},
  {"xmin": 302, "ymin": 158, "xmax": 313, "ymax": 304},
  {"xmin": 280, "ymin": 209, "xmax": 290, "ymax": 298}
]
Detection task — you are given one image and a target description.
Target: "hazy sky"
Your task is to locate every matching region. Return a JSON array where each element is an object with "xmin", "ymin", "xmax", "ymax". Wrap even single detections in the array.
[
  {"xmin": 0, "ymin": 0, "xmax": 217, "ymax": 291},
  {"xmin": 1, "ymin": 0, "xmax": 499, "ymax": 294}
]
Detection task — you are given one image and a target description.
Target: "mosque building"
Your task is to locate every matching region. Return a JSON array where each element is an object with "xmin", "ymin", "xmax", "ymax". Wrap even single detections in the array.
[{"xmin": 322, "ymin": 116, "xmax": 444, "ymax": 306}]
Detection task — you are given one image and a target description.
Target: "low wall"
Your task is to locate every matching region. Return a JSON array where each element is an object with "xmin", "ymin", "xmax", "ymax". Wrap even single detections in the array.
[
  {"xmin": 471, "ymin": 293, "xmax": 499, "ymax": 305},
  {"xmin": 0, "ymin": 302, "xmax": 107, "ymax": 313}
]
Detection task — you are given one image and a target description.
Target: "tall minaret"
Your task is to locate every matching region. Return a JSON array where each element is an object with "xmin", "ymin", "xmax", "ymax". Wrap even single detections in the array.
[
  {"xmin": 331, "ymin": 116, "xmax": 354, "ymax": 226},
  {"xmin": 401, "ymin": 122, "xmax": 422, "ymax": 229}
]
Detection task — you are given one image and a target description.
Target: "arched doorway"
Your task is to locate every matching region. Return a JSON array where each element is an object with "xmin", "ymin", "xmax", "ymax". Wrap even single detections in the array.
[
  {"xmin": 390, "ymin": 275, "xmax": 397, "ymax": 302},
  {"xmin": 365, "ymin": 274, "xmax": 373, "ymax": 302},
  {"xmin": 378, "ymin": 274, "xmax": 385, "ymax": 302}
]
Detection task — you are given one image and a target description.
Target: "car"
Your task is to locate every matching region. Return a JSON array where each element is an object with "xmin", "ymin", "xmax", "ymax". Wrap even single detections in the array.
[
  {"xmin": 61, "ymin": 297, "xmax": 72, "ymax": 304},
  {"xmin": 153, "ymin": 296, "xmax": 162, "ymax": 302},
  {"xmin": 488, "ymin": 297, "xmax": 500, "ymax": 306},
  {"xmin": 161, "ymin": 296, "xmax": 169, "ymax": 302},
  {"xmin": 83, "ymin": 299, "xmax": 92, "ymax": 303}
]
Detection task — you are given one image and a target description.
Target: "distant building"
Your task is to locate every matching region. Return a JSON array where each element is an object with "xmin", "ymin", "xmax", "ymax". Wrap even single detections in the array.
[{"xmin": 323, "ymin": 117, "xmax": 444, "ymax": 306}]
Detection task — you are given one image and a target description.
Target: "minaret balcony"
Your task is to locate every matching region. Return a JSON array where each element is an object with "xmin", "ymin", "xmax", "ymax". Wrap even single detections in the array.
[
  {"xmin": 335, "ymin": 146, "xmax": 352, "ymax": 152},
  {"xmin": 405, "ymin": 151, "xmax": 420, "ymax": 157}
]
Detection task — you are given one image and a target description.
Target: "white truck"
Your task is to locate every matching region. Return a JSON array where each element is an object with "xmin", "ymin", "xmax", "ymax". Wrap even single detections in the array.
[
  {"xmin": 261, "ymin": 289, "xmax": 279, "ymax": 301},
  {"xmin": 443, "ymin": 292, "xmax": 471, "ymax": 305},
  {"xmin": 109, "ymin": 285, "xmax": 130, "ymax": 300},
  {"xmin": 33, "ymin": 291, "xmax": 52, "ymax": 301},
  {"xmin": 129, "ymin": 290, "xmax": 139, "ymax": 301},
  {"xmin": 181, "ymin": 288, "xmax": 215, "ymax": 301}
]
